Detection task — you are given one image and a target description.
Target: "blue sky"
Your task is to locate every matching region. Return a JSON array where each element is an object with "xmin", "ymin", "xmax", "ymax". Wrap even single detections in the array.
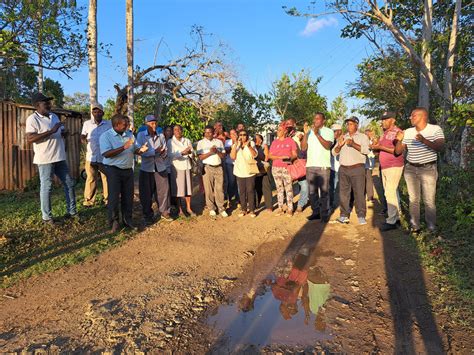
[{"xmin": 48, "ymin": 0, "xmax": 373, "ymax": 112}]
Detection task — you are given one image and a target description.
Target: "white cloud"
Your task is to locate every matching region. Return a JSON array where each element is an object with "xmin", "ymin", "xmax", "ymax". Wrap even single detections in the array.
[{"xmin": 300, "ymin": 17, "xmax": 338, "ymax": 37}]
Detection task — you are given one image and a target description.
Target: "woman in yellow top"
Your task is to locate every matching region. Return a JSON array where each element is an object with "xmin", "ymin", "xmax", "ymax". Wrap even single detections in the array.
[{"xmin": 230, "ymin": 129, "xmax": 258, "ymax": 217}]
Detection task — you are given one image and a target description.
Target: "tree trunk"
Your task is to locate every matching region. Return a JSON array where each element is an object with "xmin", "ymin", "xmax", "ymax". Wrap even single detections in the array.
[
  {"xmin": 442, "ymin": 0, "xmax": 462, "ymax": 116},
  {"xmin": 418, "ymin": 0, "xmax": 432, "ymax": 110},
  {"xmin": 126, "ymin": 0, "xmax": 134, "ymax": 128},
  {"xmin": 37, "ymin": 48, "xmax": 44, "ymax": 92},
  {"xmin": 87, "ymin": 0, "xmax": 98, "ymax": 108}
]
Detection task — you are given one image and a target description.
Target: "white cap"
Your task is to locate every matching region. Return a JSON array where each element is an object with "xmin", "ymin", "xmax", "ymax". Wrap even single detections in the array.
[
  {"xmin": 91, "ymin": 102, "xmax": 104, "ymax": 111},
  {"xmin": 331, "ymin": 123, "xmax": 342, "ymax": 130}
]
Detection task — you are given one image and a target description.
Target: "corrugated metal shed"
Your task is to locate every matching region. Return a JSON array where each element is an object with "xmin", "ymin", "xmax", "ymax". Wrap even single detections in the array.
[{"xmin": 0, "ymin": 100, "xmax": 83, "ymax": 190}]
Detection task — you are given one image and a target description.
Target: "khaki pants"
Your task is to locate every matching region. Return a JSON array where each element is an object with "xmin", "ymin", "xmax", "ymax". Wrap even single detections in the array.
[
  {"xmin": 381, "ymin": 166, "xmax": 403, "ymax": 224},
  {"xmin": 202, "ymin": 165, "xmax": 225, "ymax": 213},
  {"xmin": 83, "ymin": 161, "xmax": 108, "ymax": 206}
]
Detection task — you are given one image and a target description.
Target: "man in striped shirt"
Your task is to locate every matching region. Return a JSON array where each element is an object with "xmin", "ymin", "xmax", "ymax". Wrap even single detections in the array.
[{"xmin": 394, "ymin": 107, "xmax": 445, "ymax": 233}]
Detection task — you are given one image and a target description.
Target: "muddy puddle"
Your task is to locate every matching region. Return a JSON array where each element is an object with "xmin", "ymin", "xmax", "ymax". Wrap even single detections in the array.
[{"xmin": 206, "ymin": 248, "xmax": 335, "ymax": 351}]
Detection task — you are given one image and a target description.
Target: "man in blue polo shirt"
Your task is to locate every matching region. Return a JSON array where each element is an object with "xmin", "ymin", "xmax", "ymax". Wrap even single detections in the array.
[
  {"xmin": 301, "ymin": 112, "xmax": 334, "ymax": 223},
  {"xmin": 100, "ymin": 114, "xmax": 148, "ymax": 232}
]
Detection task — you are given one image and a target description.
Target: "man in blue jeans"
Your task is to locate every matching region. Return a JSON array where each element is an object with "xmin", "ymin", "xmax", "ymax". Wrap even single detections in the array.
[{"xmin": 25, "ymin": 93, "xmax": 77, "ymax": 225}]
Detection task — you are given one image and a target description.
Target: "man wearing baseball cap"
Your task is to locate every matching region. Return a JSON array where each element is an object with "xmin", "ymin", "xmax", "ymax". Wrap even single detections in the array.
[
  {"xmin": 370, "ymin": 111, "xmax": 404, "ymax": 231},
  {"xmin": 26, "ymin": 93, "xmax": 77, "ymax": 225},
  {"xmin": 136, "ymin": 114, "xmax": 173, "ymax": 224},
  {"xmin": 81, "ymin": 102, "xmax": 112, "ymax": 207},
  {"xmin": 332, "ymin": 116, "xmax": 370, "ymax": 225}
]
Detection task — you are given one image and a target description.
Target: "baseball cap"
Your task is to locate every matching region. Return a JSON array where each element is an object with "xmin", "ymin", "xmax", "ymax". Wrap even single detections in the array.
[
  {"xmin": 145, "ymin": 114, "xmax": 158, "ymax": 122},
  {"xmin": 331, "ymin": 123, "xmax": 342, "ymax": 130},
  {"xmin": 91, "ymin": 102, "xmax": 104, "ymax": 111},
  {"xmin": 32, "ymin": 92, "xmax": 53, "ymax": 105},
  {"xmin": 381, "ymin": 111, "xmax": 396, "ymax": 119},
  {"xmin": 345, "ymin": 116, "xmax": 360, "ymax": 124}
]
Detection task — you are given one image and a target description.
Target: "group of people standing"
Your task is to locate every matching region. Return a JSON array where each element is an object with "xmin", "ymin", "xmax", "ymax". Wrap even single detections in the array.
[{"xmin": 25, "ymin": 92, "xmax": 445, "ymax": 235}]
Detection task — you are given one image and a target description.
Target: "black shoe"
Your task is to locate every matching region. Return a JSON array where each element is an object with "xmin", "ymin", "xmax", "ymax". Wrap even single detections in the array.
[
  {"xmin": 123, "ymin": 220, "xmax": 138, "ymax": 231},
  {"xmin": 64, "ymin": 212, "xmax": 80, "ymax": 221},
  {"xmin": 143, "ymin": 218, "xmax": 155, "ymax": 226},
  {"xmin": 307, "ymin": 213, "xmax": 321, "ymax": 221},
  {"xmin": 110, "ymin": 221, "xmax": 120, "ymax": 233},
  {"xmin": 380, "ymin": 222, "xmax": 397, "ymax": 231},
  {"xmin": 321, "ymin": 216, "xmax": 330, "ymax": 223}
]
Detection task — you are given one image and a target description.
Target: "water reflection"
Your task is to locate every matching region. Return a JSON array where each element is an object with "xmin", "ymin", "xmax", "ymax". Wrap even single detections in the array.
[{"xmin": 206, "ymin": 249, "xmax": 332, "ymax": 350}]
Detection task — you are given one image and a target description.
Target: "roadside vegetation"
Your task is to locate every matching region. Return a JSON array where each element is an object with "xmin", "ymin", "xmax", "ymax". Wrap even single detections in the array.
[{"xmin": 0, "ymin": 181, "xmax": 136, "ymax": 288}]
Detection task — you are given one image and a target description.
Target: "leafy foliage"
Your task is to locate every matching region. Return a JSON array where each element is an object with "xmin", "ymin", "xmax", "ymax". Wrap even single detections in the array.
[
  {"xmin": 214, "ymin": 83, "xmax": 274, "ymax": 134},
  {"xmin": 63, "ymin": 92, "xmax": 90, "ymax": 113},
  {"xmin": 349, "ymin": 48, "xmax": 418, "ymax": 122},
  {"xmin": 161, "ymin": 100, "xmax": 206, "ymax": 143},
  {"xmin": 271, "ymin": 70, "xmax": 327, "ymax": 125}
]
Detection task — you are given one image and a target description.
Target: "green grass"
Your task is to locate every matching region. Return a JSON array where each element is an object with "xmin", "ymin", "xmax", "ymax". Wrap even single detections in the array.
[
  {"xmin": 0, "ymin": 182, "xmax": 136, "ymax": 288},
  {"xmin": 396, "ymin": 165, "xmax": 473, "ymax": 327}
]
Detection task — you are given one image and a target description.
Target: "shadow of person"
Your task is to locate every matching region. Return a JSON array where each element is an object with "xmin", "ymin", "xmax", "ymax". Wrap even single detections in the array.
[{"xmin": 373, "ymin": 169, "xmax": 445, "ymax": 354}]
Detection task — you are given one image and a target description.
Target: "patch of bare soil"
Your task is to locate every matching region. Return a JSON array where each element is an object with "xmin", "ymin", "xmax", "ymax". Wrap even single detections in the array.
[{"xmin": 0, "ymin": 191, "xmax": 472, "ymax": 353}]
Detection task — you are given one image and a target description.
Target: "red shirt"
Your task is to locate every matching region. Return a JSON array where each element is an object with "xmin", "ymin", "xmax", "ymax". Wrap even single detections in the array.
[
  {"xmin": 270, "ymin": 137, "xmax": 297, "ymax": 167},
  {"xmin": 379, "ymin": 126, "xmax": 404, "ymax": 169}
]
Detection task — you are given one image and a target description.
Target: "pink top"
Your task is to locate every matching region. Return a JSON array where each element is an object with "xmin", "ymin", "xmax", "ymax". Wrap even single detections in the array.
[
  {"xmin": 379, "ymin": 126, "xmax": 404, "ymax": 169},
  {"xmin": 270, "ymin": 137, "xmax": 297, "ymax": 167}
]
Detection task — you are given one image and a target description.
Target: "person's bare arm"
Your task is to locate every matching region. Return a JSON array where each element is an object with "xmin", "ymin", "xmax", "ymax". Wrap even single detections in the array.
[
  {"xmin": 26, "ymin": 122, "xmax": 63, "ymax": 144},
  {"xmin": 416, "ymin": 134, "xmax": 445, "ymax": 152},
  {"xmin": 315, "ymin": 131, "xmax": 332, "ymax": 150},
  {"xmin": 230, "ymin": 143, "xmax": 238, "ymax": 160},
  {"xmin": 80, "ymin": 134, "xmax": 88, "ymax": 144},
  {"xmin": 394, "ymin": 131, "xmax": 406, "ymax": 156}
]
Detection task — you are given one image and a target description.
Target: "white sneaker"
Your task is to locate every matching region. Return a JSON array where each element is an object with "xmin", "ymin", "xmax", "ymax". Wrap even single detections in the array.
[
  {"xmin": 220, "ymin": 211, "xmax": 229, "ymax": 218},
  {"xmin": 209, "ymin": 210, "xmax": 217, "ymax": 217}
]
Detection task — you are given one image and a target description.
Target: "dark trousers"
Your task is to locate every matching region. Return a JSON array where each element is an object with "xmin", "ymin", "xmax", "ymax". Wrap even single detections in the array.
[
  {"xmin": 339, "ymin": 165, "xmax": 366, "ymax": 218},
  {"xmin": 255, "ymin": 173, "xmax": 273, "ymax": 210},
  {"xmin": 139, "ymin": 170, "xmax": 171, "ymax": 220},
  {"xmin": 104, "ymin": 165, "xmax": 134, "ymax": 225},
  {"xmin": 306, "ymin": 167, "xmax": 331, "ymax": 218},
  {"xmin": 237, "ymin": 176, "xmax": 256, "ymax": 213},
  {"xmin": 329, "ymin": 169, "xmax": 339, "ymax": 209},
  {"xmin": 365, "ymin": 168, "xmax": 374, "ymax": 200}
]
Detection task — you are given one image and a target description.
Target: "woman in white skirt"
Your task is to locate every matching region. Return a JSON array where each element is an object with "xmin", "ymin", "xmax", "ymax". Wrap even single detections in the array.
[{"xmin": 167, "ymin": 125, "xmax": 195, "ymax": 216}]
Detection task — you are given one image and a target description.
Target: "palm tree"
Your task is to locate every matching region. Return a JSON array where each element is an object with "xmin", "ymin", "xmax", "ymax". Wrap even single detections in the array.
[
  {"xmin": 126, "ymin": 0, "xmax": 134, "ymax": 128},
  {"xmin": 88, "ymin": 0, "xmax": 98, "ymax": 108}
]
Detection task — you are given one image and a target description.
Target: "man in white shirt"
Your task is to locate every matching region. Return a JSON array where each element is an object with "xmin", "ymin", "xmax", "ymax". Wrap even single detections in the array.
[
  {"xmin": 301, "ymin": 113, "xmax": 335, "ymax": 223},
  {"xmin": 197, "ymin": 126, "xmax": 228, "ymax": 217},
  {"xmin": 25, "ymin": 93, "xmax": 77, "ymax": 225},
  {"xmin": 81, "ymin": 103, "xmax": 112, "ymax": 207},
  {"xmin": 394, "ymin": 107, "xmax": 445, "ymax": 233}
]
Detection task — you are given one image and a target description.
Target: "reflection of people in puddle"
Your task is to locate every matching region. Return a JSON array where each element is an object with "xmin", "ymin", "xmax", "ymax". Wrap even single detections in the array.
[
  {"xmin": 271, "ymin": 252, "xmax": 309, "ymax": 320},
  {"xmin": 239, "ymin": 247, "xmax": 330, "ymax": 333},
  {"xmin": 302, "ymin": 265, "xmax": 330, "ymax": 331}
]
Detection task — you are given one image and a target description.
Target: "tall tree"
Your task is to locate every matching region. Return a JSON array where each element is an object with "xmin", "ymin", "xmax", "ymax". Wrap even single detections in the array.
[
  {"xmin": 1, "ymin": 0, "xmax": 87, "ymax": 89},
  {"xmin": 126, "ymin": 0, "xmax": 134, "ymax": 126},
  {"xmin": 87, "ymin": 0, "xmax": 98, "ymax": 107},
  {"xmin": 284, "ymin": 0, "xmax": 464, "ymax": 125},
  {"xmin": 328, "ymin": 94, "xmax": 348, "ymax": 127},
  {"xmin": 271, "ymin": 70, "xmax": 327, "ymax": 124}
]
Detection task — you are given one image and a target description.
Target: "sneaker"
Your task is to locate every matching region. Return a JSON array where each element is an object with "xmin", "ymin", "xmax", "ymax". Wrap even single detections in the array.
[
  {"xmin": 358, "ymin": 217, "xmax": 367, "ymax": 225},
  {"xmin": 249, "ymin": 212, "xmax": 257, "ymax": 218},
  {"xmin": 42, "ymin": 218, "xmax": 57, "ymax": 226},
  {"xmin": 410, "ymin": 227, "xmax": 421, "ymax": 235},
  {"xmin": 380, "ymin": 222, "xmax": 397, "ymax": 231},
  {"xmin": 161, "ymin": 214, "xmax": 173, "ymax": 222},
  {"xmin": 335, "ymin": 216, "xmax": 350, "ymax": 224},
  {"xmin": 209, "ymin": 210, "xmax": 217, "ymax": 217},
  {"xmin": 220, "ymin": 211, "xmax": 229, "ymax": 218}
]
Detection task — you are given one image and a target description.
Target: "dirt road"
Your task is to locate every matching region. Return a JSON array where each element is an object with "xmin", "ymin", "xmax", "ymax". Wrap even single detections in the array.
[{"xmin": 0, "ymin": 192, "xmax": 471, "ymax": 353}]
